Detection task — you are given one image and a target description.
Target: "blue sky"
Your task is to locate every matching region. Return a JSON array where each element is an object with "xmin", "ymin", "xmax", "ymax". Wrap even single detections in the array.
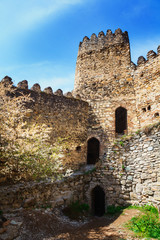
[{"xmin": 0, "ymin": 0, "xmax": 160, "ymax": 92}]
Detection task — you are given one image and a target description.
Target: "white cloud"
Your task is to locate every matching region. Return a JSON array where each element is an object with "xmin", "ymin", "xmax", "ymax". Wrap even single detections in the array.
[{"xmin": 0, "ymin": 0, "xmax": 85, "ymax": 42}]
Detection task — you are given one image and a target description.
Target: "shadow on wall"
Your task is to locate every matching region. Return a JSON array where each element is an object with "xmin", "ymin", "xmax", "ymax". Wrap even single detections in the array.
[{"xmin": 84, "ymin": 105, "xmax": 130, "ymax": 217}]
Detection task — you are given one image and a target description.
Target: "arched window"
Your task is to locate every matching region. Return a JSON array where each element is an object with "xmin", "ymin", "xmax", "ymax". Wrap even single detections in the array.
[
  {"xmin": 115, "ymin": 107, "xmax": 127, "ymax": 135},
  {"xmin": 91, "ymin": 186, "xmax": 105, "ymax": 216},
  {"xmin": 87, "ymin": 137, "xmax": 100, "ymax": 164}
]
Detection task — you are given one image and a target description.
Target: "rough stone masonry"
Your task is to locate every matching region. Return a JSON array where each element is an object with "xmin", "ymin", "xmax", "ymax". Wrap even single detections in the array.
[{"xmin": 0, "ymin": 28, "xmax": 160, "ymax": 213}]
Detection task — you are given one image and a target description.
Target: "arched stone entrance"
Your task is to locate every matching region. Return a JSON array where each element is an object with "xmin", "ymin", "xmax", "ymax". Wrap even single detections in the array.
[
  {"xmin": 91, "ymin": 186, "xmax": 105, "ymax": 216},
  {"xmin": 115, "ymin": 107, "xmax": 127, "ymax": 135},
  {"xmin": 87, "ymin": 137, "xmax": 100, "ymax": 164}
]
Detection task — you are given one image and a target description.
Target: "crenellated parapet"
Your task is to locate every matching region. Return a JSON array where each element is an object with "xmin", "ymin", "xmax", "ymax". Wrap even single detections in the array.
[
  {"xmin": 78, "ymin": 28, "xmax": 129, "ymax": 55},
  {"xmin": 0, "ymin": 76, "xmax": 81, "ymax": 101},
  {"xmin": 74, "ymin": 28, "xmax": 132, "ymax": 100},
  {"xmin": 1, "ymin": 76, "xmax": 13, "ymax": 87},
  {"xmin": 136, "ymin": 45, "xmax": 160, "ymax": 67}
]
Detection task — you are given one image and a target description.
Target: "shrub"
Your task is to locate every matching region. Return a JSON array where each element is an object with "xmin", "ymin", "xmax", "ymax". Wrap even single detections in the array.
[{"xmin": 126, "ymin": 205, "xmax": 160, "ymax": 239}]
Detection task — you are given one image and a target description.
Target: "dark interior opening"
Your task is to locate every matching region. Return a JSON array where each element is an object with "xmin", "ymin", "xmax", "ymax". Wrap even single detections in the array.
[
  {"xmin": 92, "ymin": 186, "xmax": 105, "ymax": 216},
  {"xmin": 147, "ymin": 105, "xmax": 151, "ymax": 111},
  {"xmin": 154, "ymin": 112, "xmax": 159, "ymax": 117},
  {"xmin": 115, "ymin": 107, "xmax": 127, "ymax": 135},
  {"xmin": 87, "ymin": 137, "xmax": 100, "ymax": 164},
  {"xmin": 76, "ymin": 146, "xmax": 81, "ymax": 152}
]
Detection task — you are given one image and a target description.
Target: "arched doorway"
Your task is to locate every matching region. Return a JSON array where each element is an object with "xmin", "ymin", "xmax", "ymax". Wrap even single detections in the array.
[
  {"xmin": 115, "ymin": 107, "xmax": 127, "ymax": 135},
  {"xmin": 87, "ymin": 137, "xmax": 100, "ymax": 164},
  {"xmin": 91, "ymin": 186, "xmax": 105, "ymax": 216}
]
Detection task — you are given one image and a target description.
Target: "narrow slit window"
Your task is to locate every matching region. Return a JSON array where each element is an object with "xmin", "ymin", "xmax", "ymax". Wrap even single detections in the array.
[{"xmin": 115, "ymin": 107, "xmax": 127, "ymax": 135}]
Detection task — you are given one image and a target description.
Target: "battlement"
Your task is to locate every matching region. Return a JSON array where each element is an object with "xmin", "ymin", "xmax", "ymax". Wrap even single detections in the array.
[
  {"xmin": 1, "ymin": 76, "xmax": 81, "ymax": 100},
  {"xmin": 78, "ymin": 28, "xmax": 129, "ymax": 55},
  {"xmin": 136, "ymin": 45, "xmax": 160, "ymax": 67}
]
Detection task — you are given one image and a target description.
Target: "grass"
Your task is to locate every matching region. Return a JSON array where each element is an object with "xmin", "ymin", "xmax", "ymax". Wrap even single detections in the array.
[
  {"xmin": 126, "ymin": 205, "xmax": 160, "ymax": 239},
  {"xmin": 106, "ymin": 205, "xmax": 126, "ymax": 215}
]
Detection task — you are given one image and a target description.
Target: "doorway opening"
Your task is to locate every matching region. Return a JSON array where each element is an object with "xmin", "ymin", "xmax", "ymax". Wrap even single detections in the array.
[
  {"xmin": 87, "ymin": 137, "xmax": 100, "ymax": 164},
  {"xmin": 115, "ymin": 107, "xmax": 127, "ymax": 135},
  {"xmin": 91, "ymin": 186, "xmax": 105, "ymax": 216}
]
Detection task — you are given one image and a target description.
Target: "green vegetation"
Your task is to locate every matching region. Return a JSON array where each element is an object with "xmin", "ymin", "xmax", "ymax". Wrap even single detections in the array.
[
  {"xmin": 126, "ymin": 205, "xmax": 160, "ymax": 239},
  {"xmin": 106, "ymin": 205, "xmax": 126, "ymax": 215},
  {"xmin": 135, "ymin": 129, "xmax": 141, "ymax": 135},
  {"xmin": 62, "ymin": 201, "xmax": 89, "ymax": 220},
  {"xmin": 122, "ymin": 164, "xmax": 125, "ymax": 170},
  {"xmin": 119, "ymin": 140, "xmax": 124, "ymax": 146}
]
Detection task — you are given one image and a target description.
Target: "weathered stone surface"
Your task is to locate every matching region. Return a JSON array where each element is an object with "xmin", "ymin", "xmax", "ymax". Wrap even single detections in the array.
[
  {"xmin": 17, "ymin": 80, "xmax": 28, "ymax": 89},
  {"xmin": 54, "ymin": 89, "xmax": 63, "ymax": 96},
  {"xmin": 0, "ymin": 28, "xmax": 160, "ymax": 212},
  {"xmin": 147, "ymin": 50, "xmax": 157, "ymax": 60},
  {"xmin": 22, "ymin": 198, "xmax": 36, "ymax": 208},
  {"xmin": 1, "ymin": 76, "xmax": 13, "ymax": 86},
  {"xmin": 31, "ymin": 83, "xmax": 41, "ymax": 92},
  {"xmin": 137, "ymin": 56, "xmax": 146, "ymax": 65},
  {"xmin": 43, "ymin": 87, "xmax": 53, "ymax": 94},
  {"xmin": 64, "ymin": 92, "xmax": 73, "ymax": 98}
]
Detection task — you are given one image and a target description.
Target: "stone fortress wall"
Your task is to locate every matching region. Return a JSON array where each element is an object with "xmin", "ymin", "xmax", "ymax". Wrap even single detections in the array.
[
  {"xmin": 85, "ymin": 125, "xmax": 160, "ymax": 210},
  {"xmin": 0, "ymin": 76, "xmax": 89, "ymax": 171},
  {"xmin": 134, "ymin": 49, "xmax": 160, "ymax": 128},
  {"xmin": 73, "ymin": 29, "xmax": 160, "ymax": 157},
  {"xmin": 0, "ymin": 124, "xmax": 160, "ymax": 210},
  {"xmin": 0, "ymin": 28, "xmax": 160, "ymax": 213}
]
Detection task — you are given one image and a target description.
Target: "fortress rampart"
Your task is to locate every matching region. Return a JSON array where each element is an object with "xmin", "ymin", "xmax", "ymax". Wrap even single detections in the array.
[
  {"xmin": 73, "ymin": 28, "xmax": 160, "ymax": 145},
  {"xmin": 0, "ymin": 28, "xmax": 160, "ymax": 213},
  {"xmin": 0, "ymin": 76, "xmax": 89, "ymax": 173},
  {"xmin": 1, "ymin": 124, "xmax": 160, "ymax": 210}
]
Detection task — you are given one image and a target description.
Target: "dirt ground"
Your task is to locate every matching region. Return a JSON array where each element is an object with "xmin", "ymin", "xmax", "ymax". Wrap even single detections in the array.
[{"xmin": 0, "ymin": 208, "xmax": 147, "ymax": 240}]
